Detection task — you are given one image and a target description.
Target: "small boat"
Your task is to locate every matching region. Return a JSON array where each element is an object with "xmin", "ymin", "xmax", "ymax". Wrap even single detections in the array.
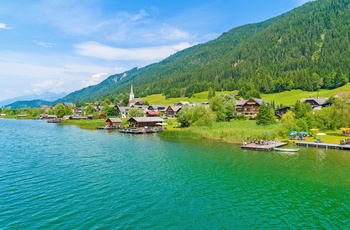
[
  {"xmin": 47, "ymin": 119, "xmax": 62, "ymax": 123},
  {"xmin": 273, "ymin": 147, "xmax": 299, "ymax": 152}
]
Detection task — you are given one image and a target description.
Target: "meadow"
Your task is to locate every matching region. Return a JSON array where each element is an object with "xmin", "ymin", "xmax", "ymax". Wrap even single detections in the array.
[{"xmin": 142, "ymin": 84, "xmax": 350, "ymax": 106}]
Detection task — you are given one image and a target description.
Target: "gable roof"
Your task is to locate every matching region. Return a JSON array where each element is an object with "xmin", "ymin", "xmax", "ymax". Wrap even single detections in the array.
[
  {"xmin": 146, "ymin": 111, "xmax": 159, "ymax": 115},
  {"xmin": 248, "ymin": 98, "xmax": 266, "ymax": 105},
  {"xmin": 106, "ymin": 118, "xmax": 122, "ymax": 123},
  {"xmin": 167, "ymin": 106, "xmax": 182, "ymax": 112},
  {"xmin": 236, "ymin": 99, "xmax": 247, "ymax": 106},
  {"xmin": 236, "ymin": 98, "xmax": 267, "ymax": 106},
  {"xmin": 301, "ymin": 98, "xmax": 328, "ymax": 106},
  {"xmin": 149, "ymin": 104, "xmax": 166, "ymax": 109},
  {"xmin": 128, "ymin": 117, "xmax": 164, "ymax": 123},
  {"xmin": 117, "ymin": 106, "xmax": 130, "ymax": 113}
]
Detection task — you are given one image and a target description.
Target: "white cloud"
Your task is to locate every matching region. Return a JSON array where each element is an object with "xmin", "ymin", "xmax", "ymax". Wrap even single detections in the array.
[
  {"xmin": 31, "ymin": 80, "xmax": 65, "ymax": 93},
  {"xmin": 0, "ymin": 22, "xmax": 11, "ymax": 30},
  {"xmin": 160, "ymin": 25, "xmax": 190, "ymax": 40},
  {"xmin": 0, "ymin": 52, "xmax": 118, "ymax": 100},
  {"xmin": 80, "ymin": 72, "xmax": 108, "ymax": 88},
  {"xmin": 36, "ymin": 42, "xmax": 54, "ymax": 48},
  {"xmin": 130, "ymin": 9, "xmax": 149, "ymax": 22},
  {"xmin": 74, "ymin": 41, "xmax": 193, "ymax": 62}
]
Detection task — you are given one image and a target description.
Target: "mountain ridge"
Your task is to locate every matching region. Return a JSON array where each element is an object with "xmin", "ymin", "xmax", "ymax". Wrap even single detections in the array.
[
  {"xmin": 59, "ymin": 0, "xmax": 350, "ymax": 103},
  {"xmin": 1, "ymin": 91, "xmax": 67, "ymax": 108}
]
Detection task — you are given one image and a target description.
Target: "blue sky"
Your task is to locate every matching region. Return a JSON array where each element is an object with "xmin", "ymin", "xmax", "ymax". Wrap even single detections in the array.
[{"xmin": 0, "ymin": 0, "xmax": 311, "ymax": 101}]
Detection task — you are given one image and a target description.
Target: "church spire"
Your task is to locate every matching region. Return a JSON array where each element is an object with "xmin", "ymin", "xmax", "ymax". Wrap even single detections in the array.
[{"xmin": 129, "ymin": 85, "xmax": 134, "ymax": 102}]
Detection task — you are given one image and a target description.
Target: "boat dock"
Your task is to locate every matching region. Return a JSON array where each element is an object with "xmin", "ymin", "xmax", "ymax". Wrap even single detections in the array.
[
  {"xmin": 296, "ymin": 142, "xmax": 350, "ymax": 150},
  {"xmin": 118, "ymin": 128, "xmax": 163, "ymax": 134},
  {"xmin": 241, "ymin": 142, "xmax": 287, "ymax": 151}
]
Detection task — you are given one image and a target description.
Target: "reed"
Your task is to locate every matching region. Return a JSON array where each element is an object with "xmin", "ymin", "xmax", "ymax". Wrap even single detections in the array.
[
  {"xmin": 160, "ymin": 120, "xmax": 283, "ymax": 144},
  {"xmin": 59, "ymin": 120, "xmax": 106, "ymax": 130}
]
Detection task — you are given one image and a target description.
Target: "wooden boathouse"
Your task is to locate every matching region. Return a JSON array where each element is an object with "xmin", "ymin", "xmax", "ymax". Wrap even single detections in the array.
[{"xmin": 128, "ymin": 117, "xmax": 164, "ymax": 128}]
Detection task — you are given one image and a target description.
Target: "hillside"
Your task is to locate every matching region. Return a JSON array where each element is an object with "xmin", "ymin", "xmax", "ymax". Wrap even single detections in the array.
[
  {"xmin": 140, "ymin": 84, "xmax": 350, "ymax": 107},
  {"xmin": 60, "ymin": 0, "xmax": 350, "ymax": 103},
  {"xmin": 0, "ymin": 91, "xmax": 66, "ymax": 108},
  {"xmin": 5, "ymin": 100, "xmax": 54, "ymax": 109}
]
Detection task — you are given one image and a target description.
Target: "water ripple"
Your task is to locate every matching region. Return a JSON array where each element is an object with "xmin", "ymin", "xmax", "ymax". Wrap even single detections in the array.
[{"xmin": 1, "ymin": 120, "xmax": 350, "ymax": 228}]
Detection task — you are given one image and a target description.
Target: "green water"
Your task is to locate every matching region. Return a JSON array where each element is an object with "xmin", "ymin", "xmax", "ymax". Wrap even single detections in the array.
[{"xmin": 1, "ymin": 119, "xmax": 350, "ymax": 229}]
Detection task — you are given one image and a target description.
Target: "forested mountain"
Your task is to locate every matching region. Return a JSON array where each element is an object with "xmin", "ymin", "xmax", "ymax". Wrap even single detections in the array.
[
  {"xmin": 0, "ymin": 91, "xmax": 66, "ymax": 107},
  {"xmin": 60, "ymin": 0, "xmax": 350, "ymax": 103},
  {"xmin": 5, "ymin": 100, "xmax": 54, "ymax": 109}
]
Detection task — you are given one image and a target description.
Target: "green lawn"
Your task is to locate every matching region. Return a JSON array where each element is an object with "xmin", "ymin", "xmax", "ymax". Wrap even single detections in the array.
[
  {"xmin": 142, "ymin": 84, "xmax": 350, "ymax": 107},
  {"xmin": 142, "ymin": 90, "xmax": 237, "ymax": 106},
  {"xmin": 298, "ymin": 130, "xmax": 346, "ymax": 145},
  {"xmin": 262, "ymin": 83, "xmax": 350, "ymax": 106}
]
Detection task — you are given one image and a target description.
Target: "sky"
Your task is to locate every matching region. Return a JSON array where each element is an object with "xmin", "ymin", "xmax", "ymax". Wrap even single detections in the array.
[{"xmin": 0, "ymin": 0, "xmax": 311, "ymax": 101}]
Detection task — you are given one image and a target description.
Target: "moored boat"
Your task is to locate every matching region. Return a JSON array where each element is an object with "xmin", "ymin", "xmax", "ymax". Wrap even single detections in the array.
[{"xmin": 273, "ymin": 147, "xmax": 299, "ymax": 152}]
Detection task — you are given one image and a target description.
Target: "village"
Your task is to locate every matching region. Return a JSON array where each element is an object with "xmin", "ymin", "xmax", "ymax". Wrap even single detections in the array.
[{"xmin": 26, "ymin": 85, "xmax": 342, "ymax": 135}]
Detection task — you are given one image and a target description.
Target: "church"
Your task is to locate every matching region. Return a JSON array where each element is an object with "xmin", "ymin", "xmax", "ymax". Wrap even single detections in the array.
[{"xmin": 128, "ymin": 85, "xmax": 144, "ymax": 107}]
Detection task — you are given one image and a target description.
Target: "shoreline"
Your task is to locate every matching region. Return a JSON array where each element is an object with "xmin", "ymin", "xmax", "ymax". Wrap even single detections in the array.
[{"xmin": 3, "ymin": 117, "xmax": 349, "ymax": 150}]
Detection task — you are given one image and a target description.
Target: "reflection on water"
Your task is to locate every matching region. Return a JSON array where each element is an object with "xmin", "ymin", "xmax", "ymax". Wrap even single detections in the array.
[{"xmin": 0, "ymin": 119, "xmax": 349, "ymax": 229}]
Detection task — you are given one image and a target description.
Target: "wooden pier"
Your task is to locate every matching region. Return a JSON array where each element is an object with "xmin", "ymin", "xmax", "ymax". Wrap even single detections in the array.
[
  {"xmin": 296, "ymin": 142, "xmax": 350, "ymax": 150},
  {"xmin": 241, "ymin": 142, "xmax": 287, "ymax": 151}
]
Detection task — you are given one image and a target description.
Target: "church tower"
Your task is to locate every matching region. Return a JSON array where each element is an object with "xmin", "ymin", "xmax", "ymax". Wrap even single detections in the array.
[{"xmin": 129, "ymin": 85, "xmax": 134, "ymax": 102}]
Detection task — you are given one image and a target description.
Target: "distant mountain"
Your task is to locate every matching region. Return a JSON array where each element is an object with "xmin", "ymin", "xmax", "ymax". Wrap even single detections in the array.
[
  {"xmin": 59, "ymin": 0, "xmax": 350, "ymax": 102},
  {"xmin": 0, "ymin": 91, "xmax": 66, "ymax": 107},
  {"xmin": 4, "ymin": 100, "xmax": 55, "ymax": 109}
]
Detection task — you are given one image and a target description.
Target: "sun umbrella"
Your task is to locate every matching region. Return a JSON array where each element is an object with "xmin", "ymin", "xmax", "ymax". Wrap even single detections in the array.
[
  {"xmin": 310, "ymin": 128, "xmax": 319, "ymax": 132},
  {"xmin": 340, "ymin": 128, "xmax": 350, "ymax": 131},
  {"xmin": 299, "ymin": 131, "xmax": 308, "ymax": 135},
  {"xmin": 289, "ymin": 131, "xmax": 297, "ymax": 135},
  {"xmin": 316, "ymin": 133, "xmax": 326, "ymax": 136}
]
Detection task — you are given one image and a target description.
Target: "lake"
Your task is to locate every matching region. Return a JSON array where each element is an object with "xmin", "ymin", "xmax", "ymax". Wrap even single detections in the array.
[{"xmin": 1, "ymin": 118, "xmax": 350, "ymax": 229}]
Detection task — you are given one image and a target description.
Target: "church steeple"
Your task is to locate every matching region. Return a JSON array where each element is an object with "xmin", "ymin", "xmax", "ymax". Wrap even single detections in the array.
[{"xmin": 129, "ymin": 85, "xmax": 134, "ymax": 102}]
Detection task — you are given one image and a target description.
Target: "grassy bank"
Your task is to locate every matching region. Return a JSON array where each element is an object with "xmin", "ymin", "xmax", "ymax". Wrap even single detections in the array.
[
  {"xmin": 59, "ymin": 119, "xmax": 106, "ymax": 130},
  {"xmin": 160, "ymin": 120, "xmax": 286, "ymax": 144},
  {"xmin": 160, "ymin": 120, "xmax": 346, "ymax": 145}
]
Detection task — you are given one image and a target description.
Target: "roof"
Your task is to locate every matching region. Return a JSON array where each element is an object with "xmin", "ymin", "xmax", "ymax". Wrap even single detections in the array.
[
  {"xmin": 236, "ymin": 98, "xmax": 267, "ymax": 106},
  {"xmin": 117, "ymin": 106, "xmax": 130, "ymax": 113},
  {"xmin": 236, "ymin": 99, "xmax": 247, "ymax": 106},
  {"xmin": 276, "ymin": 106, "xmax": 291, "ymax": 111},
  {"xmin": 301, "ymin": 97, "xmax": 328, "ymax": 106},
  {"xmin": 249, "ymin": 98, "xmax": 266, "ymax": 105},
  {"xmin": 70, "ymin": 116, "xmax": 87, "ymax": 119},
  {"xmin": 128, "ymin": 117, "xmax": 164, "ymax": 123},
  {"xmin": 149, "ymin": 104, "xmax": 166, "ymax": 108},
  {"xmin": 146, "ymin": 111, "xmax": 159, "ymax": 115},
  {"xmin": 106, "ymin": 118, "xmax": 122, "ymax": 123},
  {"xmin": 168, "ymin": 106, "xmax": 182, "ymax": 112}
]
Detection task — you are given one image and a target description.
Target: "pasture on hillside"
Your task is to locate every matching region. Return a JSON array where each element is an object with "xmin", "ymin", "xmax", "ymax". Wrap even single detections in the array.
[{"xmin": 141, "ymin": 84, "xmax": 350, "ymax": 106}]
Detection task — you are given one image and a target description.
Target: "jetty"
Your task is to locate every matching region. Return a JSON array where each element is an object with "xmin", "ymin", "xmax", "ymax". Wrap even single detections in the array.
[
  {"xmin": 296, "ymin": 142, "xmax": 350, "ymax": 150},
  {"xmin": 97, "ymin": 125, "xmax": 121, "ymax": 130},
  {"xmin": 118, "ymin": 127, "xmax": 163, "ymax": 134},
  {"xmin": 241, "ymin": 142, "xmax": 287, "ymax": 151}
]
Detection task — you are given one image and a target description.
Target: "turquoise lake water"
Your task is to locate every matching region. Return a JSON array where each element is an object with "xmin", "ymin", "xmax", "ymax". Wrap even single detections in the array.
[{"xmin": 1, "ymin": 118, "xmax": 350, "ymax": 229}]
